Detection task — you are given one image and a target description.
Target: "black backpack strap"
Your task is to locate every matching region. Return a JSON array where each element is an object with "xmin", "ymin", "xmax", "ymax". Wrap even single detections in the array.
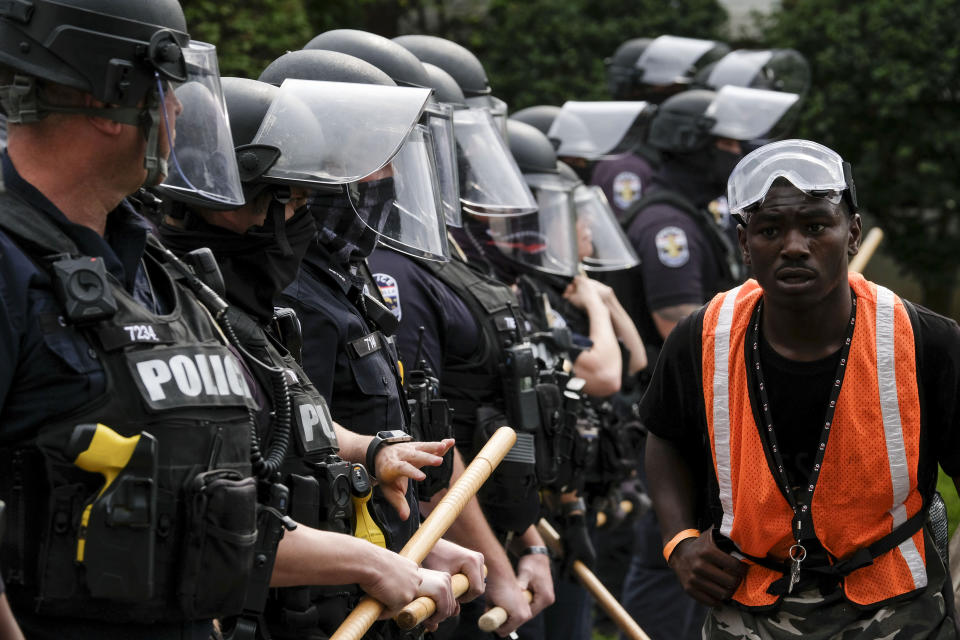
[
  {"xmin": 620, "ymin": 189, "xmax": 700, "ymax": 232},
  {"xmin": 0, "ymin": 190, "xmax": 79, "ymax": 257}
]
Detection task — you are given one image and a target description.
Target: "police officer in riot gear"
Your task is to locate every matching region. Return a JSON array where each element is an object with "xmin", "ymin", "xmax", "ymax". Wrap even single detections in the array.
[
  {"xmin": 254, "ymin": 42, "xmax": 483, "ymax": 638},
  {"xmin": 370, "ymin": 34, "xmax": 557, "ymax": 639},
  {"xmin": 0, "ymin": 1, "xmax": 261, "ymax": 638},
  {"xmin": 157, "ymin": 75, "xmax": 474, "ymax": 639},
  {"xmin": 605, "ymin": 35, "xmax": 729, "ymax": 104}
]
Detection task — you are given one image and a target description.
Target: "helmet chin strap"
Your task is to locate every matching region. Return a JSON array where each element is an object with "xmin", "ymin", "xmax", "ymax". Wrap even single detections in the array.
[{"xmin": 141, "ymin": 80, "xmax": 167, "ymax": 187}]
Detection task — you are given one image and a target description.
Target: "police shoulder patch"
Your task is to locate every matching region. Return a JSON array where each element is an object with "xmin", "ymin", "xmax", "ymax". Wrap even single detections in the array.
[
  {"xmin": 373, "ymin": 272, "xmax": 401, "ymax": 321},
  {"xmin": 655, "ymin": 226, "xmax": 690, "ymax": 268},
  {"xmin": 612, "ymin": 171, "xmax": 642, "ymax": 210}
]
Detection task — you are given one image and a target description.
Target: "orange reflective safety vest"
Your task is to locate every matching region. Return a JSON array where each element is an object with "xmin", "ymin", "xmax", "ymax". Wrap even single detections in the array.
[{"xmin": 702, "ymin": 273, "xmax": 926, "ymax": 609}]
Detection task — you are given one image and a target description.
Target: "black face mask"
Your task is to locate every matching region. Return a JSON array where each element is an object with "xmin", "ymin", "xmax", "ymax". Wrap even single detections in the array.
[
  {"xmin": 312, "ymin": 178, "xmax": 395, "ymax": 265},
  {"xmin": 159, "ymin": 201, "xmax": 317, "ymax": 323},
  {"xmin": 709, "ymin": 146, "xmax": 744, "ymax": 193}
]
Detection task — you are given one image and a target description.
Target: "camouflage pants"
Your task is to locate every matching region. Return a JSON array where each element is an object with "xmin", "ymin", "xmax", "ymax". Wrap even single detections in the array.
[{"xmin": 704, "ymin": 540, "xmax": 956, "ymax": 640}]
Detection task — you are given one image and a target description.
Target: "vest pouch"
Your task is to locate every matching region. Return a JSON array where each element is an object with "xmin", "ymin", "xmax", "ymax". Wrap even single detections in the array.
[
  {"xmin": 534, "ymin": 383, "xmax": 562, "ymax": 486},
  {"xmin": 178, "ymin": 468, "xmax": 257, "ymax": 618},
  {"xmin": 474, "ymin": 406, "xmax": 540, "ymax": 534}
]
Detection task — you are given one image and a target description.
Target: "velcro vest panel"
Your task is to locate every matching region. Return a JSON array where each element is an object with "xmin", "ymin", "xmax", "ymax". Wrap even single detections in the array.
[
  {"xmin": 420, "ymin": 256, "xmax": 522, "ymax": 434},
  {"xmin": 701, "ymin": 274, "xmax": 926, "ymax": 608},
  {"xmin": 0, "ymin": 193, "xmax": 255, "ymax": 622}
]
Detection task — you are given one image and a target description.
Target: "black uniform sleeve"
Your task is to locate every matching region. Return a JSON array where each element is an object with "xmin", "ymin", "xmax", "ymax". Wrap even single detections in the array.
[
  {"xmin": 915, "ymin": 305, "xmax": 960, "ymax": 477},
  {"xmin": 628, "ymin": 205, "xmax": 712, "ymax": 312},
  {"xmin": 638, "ymin": 310, "xmax": 705, "ymax": 447}
]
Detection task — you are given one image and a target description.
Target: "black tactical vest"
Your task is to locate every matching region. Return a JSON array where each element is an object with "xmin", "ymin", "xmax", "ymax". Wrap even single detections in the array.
[
  {"xmin": 420, "ymin": 256, "xmax": 546, "ymax": 533},
  {"xmin": 221, "ymin": 307, "xmax": 360, "ymax": 638},
  {"xmin": 0, "ymin": 192, "xmax": 256, "ymax": 623}
]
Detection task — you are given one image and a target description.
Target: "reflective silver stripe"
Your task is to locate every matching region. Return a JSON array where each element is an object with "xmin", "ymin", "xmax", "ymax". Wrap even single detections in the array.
[
  {"xmin": 713, "ymin": 286, "xmax": 741, "ymax": 538},
  {"xmin": 876, "ymin": 285, "xmax": 927, "ymax": 589}
]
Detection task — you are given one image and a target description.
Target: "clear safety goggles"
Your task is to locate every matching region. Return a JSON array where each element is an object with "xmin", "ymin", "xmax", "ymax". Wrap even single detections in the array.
[
  {"xmin": 635, "ymin": 35, "xmax": 719, "ymax": 85},
  {"xmin": 157, "ymin": 41, "xmax": 245, "ymax": 209},
  {"xmin": 350, "ymin": 124, "xmax": 449, "ymax": 262},
  {"xmin": 454, "ymin": 107, "xmax": 538, "ymax": 217},
  {"xmin": 727, "ymin": 139, "xmax": 851, "ymax": 222},
  {"xmin": 548, "ymin": 101, "xmax": 653, "ymax": 160},
  {"xmin": 573, "ymin": 185, "xmax": 640, "ymax": 272},
  {"xmin": 486, "ymin": 172, "xmax": 579, "ymax": 277},
  {"xmin": 465, "ymin": 94, "xmax": 509, "ymax": 140},
  {"xmin": 250, "ymin": 79, "xmax": 431, "ymax": 187},
  {"xmin": 424, "ymin": 101, "xmax": 462, "ymax": 227}
]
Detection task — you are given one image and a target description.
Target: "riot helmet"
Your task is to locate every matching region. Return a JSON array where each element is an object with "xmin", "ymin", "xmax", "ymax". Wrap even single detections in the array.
[
  {"xmin": 304, "ymin": 29, "xmax": 431, "ymax": 89},
  {"xmin": 555, "ymin": 162, "xmax": 639, "ymax": 272},
  {"xmin": 0, "ymin": 1, "xmax": 240, "ymax": 194},
  {"xmin": 257, "ymin": 49, "xmax": 448, "ymax": 262},
  {"xmin": 392, "ymin": 34, "xmax": 509, "ymax": 139},
  {"xmin": 609, "ymin": 35, "xmax": 729, "ymax": 104},
  {"xmin": 647, "ymin": 87, "xmax": 800, "ymax": 153},
  {"xmin": 510, "ymin": 105, "xmax": 562, "ymax": 137},
  {"xmin": 483, "ymin": 120, "xmax": 579, "ymax": 278},
  {"xmin": 695, "ymin": 49, "xmax": 811, "ymax": 96}
]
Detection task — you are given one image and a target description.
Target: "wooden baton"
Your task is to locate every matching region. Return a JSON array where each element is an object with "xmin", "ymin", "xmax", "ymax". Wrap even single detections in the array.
[
  {"xmin": 477, "ymin": 589, "xmax": 533, "ymax": 632},
  {"xmin": 329, "ymin": 427, "xmax": 518, "ymax": 640},
  {"xmin": 848, "ymin": 227, "xmax": 884, "ymax": 273},
  {"xmin": 537, "ymin": 518, "xmax": 652, "ymax": 640},
  {"xmin": 395, "ymin": 566, "xmax": 488, "ymax": 630}
]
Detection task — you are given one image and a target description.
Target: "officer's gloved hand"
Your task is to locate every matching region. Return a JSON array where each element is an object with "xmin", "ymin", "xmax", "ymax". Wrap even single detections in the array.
[{"xmin": 558, "ymin": 513, "xmax": 596, "ymax": 579}]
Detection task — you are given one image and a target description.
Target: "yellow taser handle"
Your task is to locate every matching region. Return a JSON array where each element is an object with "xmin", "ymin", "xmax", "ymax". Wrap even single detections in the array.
[
  {"xmin": 352, "ymin": 490, "xmax": 387, "ymax": 549},
  {"xmin": 71, "ymin": 423, "xmax": 140, "ymax": 562}
]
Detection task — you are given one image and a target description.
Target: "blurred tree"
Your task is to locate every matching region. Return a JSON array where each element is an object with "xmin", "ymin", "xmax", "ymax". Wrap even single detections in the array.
[
  {"xmin": 182, "ymin": 0, "xmax": 313, "ymax": 78},
  {"xmin": 760, "ymin": 0, "xmax": 960, "ymax": 313}
]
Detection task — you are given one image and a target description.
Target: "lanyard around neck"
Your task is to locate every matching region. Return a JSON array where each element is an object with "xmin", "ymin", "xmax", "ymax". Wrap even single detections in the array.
[{"xmin": 749, "ymin": 291, "xmax": 857, "ymax": 544}]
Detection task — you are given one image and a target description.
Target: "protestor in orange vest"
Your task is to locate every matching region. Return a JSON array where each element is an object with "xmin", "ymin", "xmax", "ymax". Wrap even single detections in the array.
[{"xmin": 642, "ymin": 139, "xmax": 960, "ymax": 639}]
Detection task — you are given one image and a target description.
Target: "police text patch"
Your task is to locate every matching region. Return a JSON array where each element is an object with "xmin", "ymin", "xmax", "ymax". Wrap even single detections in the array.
[
  {"xmin": 294, "ymin": 395, "xmax": 339, "ymax": 453},
  {"xmin": 127, "ymin": 345, "xmax": 256, "ymax": 411},
  {"xmin": 612, "ymin": 171, "xmax": 642, "ymax": 210},
  {"xmin": 655, "ymin": 226, "xmax": 690, "ymax": 268},
  {"xmin": 373, "ymin": 272, "xmax": 401, "ymax": 321}
]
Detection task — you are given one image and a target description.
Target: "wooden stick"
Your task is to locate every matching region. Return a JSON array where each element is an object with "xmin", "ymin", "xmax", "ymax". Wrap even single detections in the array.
[
  {"xmin": 597, "ymin": 499, "xmax": 635, "ymax": 528},
  {"xmin": 537, "ymin": 519, "xmax": 652, "ymax": 640},
  {"xmin": 477, "ymin": 589, "xmax": 533, "ymax": 632},
  {"xmin": 849, "ymin": 227, "xmax": 884, "ymax": 273},
  {"xmin": 395, "ymin": 565, "xmax": 488, "ymax": 630},
  {"xmin": 330, "ymin": 427, "xmax": 518, "ymax": 640}
]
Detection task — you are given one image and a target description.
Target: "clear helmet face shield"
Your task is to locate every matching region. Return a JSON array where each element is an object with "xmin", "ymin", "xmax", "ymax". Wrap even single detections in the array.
[
  {"xmin": 157, "ymin": 41, "xmax": 245, "ymax": 209},
  {"xmin": 251, "ymin": 79, "xmax": 431, "ymax": 186},
  {"xmin": 548, "ymin": 100, "xmax": 652, "ymax": 160},
  {"xmin": 349, "ymin": 124, "xmax": 449, "ymax": 262},
  {"xmin": 701, "ymin": 49, "xmax": 811, "ymax": 96},
  {"xmin": 425, "ymin": 101, "xmax": 462, "ymax": 227},
  {"xmin": 727, "ymin": 139, "xmax": 852, "ymax": 222},
  {"xmin": 635, "ymin": 35, "xmax": 719, "ymax": 86},
  {"xmin": 707, "ymin": 85, "xmax": 801, "ymax": 142},
  {"xmin": 465, "ymin": 94, "xmax": 509, "ymax": 140},
  {"xmin": 454, "ymin": 107, "xmax": 538, "ymax": 217},
  {"xmin": 486, "ymin": 172, "xmax": 579, "ymax": 277},
  {"xmin": 574, "ymin": 185, "xmax": 640, "ymax": 271}
]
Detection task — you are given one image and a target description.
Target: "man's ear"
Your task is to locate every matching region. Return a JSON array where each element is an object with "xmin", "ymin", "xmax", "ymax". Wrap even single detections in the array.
[
  {"xmin": 83, "ymin": 94, "xmax": 124, "ymax": 136},
  {"xmin": 738, "ymin": 224, "xmax": 750, "ymax": 266},
  {"xmin": 847, "ymin": 212, "xmax": 862, "ymax": 258}
]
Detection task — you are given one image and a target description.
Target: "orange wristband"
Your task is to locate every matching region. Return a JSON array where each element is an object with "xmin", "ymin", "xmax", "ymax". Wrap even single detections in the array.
[{"xmin": 663, "ymin": 528, "xmax": 700, "ymax": 563}]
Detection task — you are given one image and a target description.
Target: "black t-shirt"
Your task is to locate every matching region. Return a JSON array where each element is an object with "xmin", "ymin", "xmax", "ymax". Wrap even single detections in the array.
[{"xmin": 643, "ymin": 298, "xmax": 960, "ymax": 523}]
